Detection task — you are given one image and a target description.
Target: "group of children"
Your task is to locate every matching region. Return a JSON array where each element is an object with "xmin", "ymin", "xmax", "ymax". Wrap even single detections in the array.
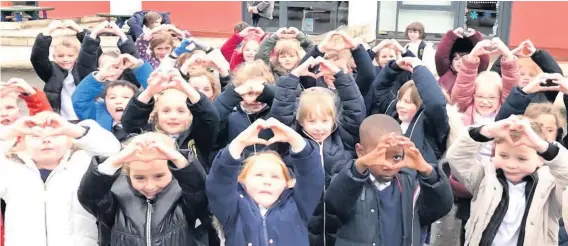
[{"xmin": 1, "ymin": 10, "xmax": 568, "ymax": 246}]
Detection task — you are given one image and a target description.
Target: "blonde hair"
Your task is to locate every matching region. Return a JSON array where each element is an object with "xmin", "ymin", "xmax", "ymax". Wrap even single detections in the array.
[
  {"xmin": 397, "ymin": 80, "xmax": 423, "ymax": 109},
  {"xmin": 518, "ymin": 57, "xmax": 543, "ymax": 76},
  {"xmin": 233, "ymin": 60, "xmax": 275, "ymax": 86},
  {"xmin": 52, "ymin": 37, "xmax": 80, "ymax": 53},
  {"xmin": 270, "ymin": 39, "xmax": 305, "ymax": 73},
  {"xmin": 188, "ymin": 68, "xmax": 221, "ymax": 100},
  {"xmin": 494, "ymin": 116, "xmax": 546, "ymax": 144},
  {"xmin": 237, "ymin": 151, "xmax": 293, "ymax": 185},
  {"xmin": 121, "ymin": 132, "xmax": 175, "ymax": 174},
  {"xmin": 524, "ymin": 102, "xmax": 567, "ymax": 137},
  {"xmin": 475, "ymin": 71, "xmax": 503, "ymax": 90},
  {"xmin": 149, "ymin": 89, "xmax": 192, "ymax": 131},
  {"xmin": 296, "ymin": 87, "xmax": 337, "ymax": 122}
]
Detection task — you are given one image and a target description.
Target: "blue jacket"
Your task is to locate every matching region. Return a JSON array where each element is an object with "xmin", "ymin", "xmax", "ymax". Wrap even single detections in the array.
[
  {"xmin": 126, "ymin": 10, "xmax": 171, "ymax": 41},
  {"xmin": 325, "ymin": 160, "xmax": 454, "ymax": 246},
  {"xmin": 71, "ymin": 62, "xmax": 152, "ymax": 131},
  {"xmin": 206, "ymin": 141, "xmax": 325, "ymax": 246},
  {"xmin": 371, "ymin": 61, "xmax": 449, "ymax": 164},
  {"xmin": 213, "ymin": 83, "xmax": 277, "ymax": 158},
  {"xmin": 270, "ymin": 72, "xmax": 366, "ymax": 246}
]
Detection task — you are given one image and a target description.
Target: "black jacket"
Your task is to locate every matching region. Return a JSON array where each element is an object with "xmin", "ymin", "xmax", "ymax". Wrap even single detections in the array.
[
  {"xmin": 78, "ymin": 158, "xmax": 208, "ymax": 246},
  {"xmin": 126, "ymin": 11, "xmax": 171, "ymax": 41},
  {"xmin": 325, "ymin": 160, "xmax": 453, "ymax": 246},
  {"xmin": 77, "ymin": 34, "xmax": 141, "ymax": 87},
  {"xmin": 121, "ymin": 91, "xmax": 220, "ymax": 171},
  {"xmin": 30, "ymin": 31, "xmax": 88, "ymax": 112}
]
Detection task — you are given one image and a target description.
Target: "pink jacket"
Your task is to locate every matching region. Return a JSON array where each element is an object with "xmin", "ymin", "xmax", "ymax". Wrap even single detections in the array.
[{"xmin": 450, "ymin": 56, "xmax": 519, "ymax": 125}]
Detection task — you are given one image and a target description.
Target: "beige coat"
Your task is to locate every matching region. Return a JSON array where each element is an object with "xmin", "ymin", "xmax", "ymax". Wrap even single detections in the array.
[{"xmin": 446, "ymin": 127, "xmax": 568, "ymax": 246}]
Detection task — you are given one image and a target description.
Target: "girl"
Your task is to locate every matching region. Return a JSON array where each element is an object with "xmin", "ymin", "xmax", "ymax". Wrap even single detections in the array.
[
  {"xmin": 371, "ymin": 57, "xmax": 449, "ymax": 165},
  {"xmin": 136, "ymin": 25, "xmax": 190, "ymax": 69},
  {"xmin": 435, "ymin": 27, "xmax": 489, "ymax": 93},
  {"xmin": 0, "ymin": 78, "xmax": 53, "ymax": 126},
  {"xmin": 404, "ymin": 22, "xmax": 437, "ymax": 76},
  {"xmin": 271, "ymin": 57, "xmax": 366, "ymax": 246},
  {"xmin": 255, "ymin": 27, "xmax": 313, "ymax": 79},
  {"xmin": 0, "ymin": 111, "xmax": 120, "ymax": 246},
  {"xmin": 206, "ymin": 118, "xmax": 324, "ymax": 245},
  {"xmin": 220, "ymin": 26, "xmax": 265, "ymax": 71},
  {"xmin": 213, "ymin": 60, "xmax": 275, "ymax": 158},
  {"xmin": 30, "ymin": 20, "xmax": 87, "ymax": 120},
  {"xmin": 77, "ymin": 132, "xmax": 208, "ymax": 246},
  {"xmin": 187, "ymin": 68, "xmax": 222, "ymax": 101},
  {"xmin": 76, "ymin": 20, "xmax": 143, "ymax": 87},
  {"xmin": 121, "ymin": 68, "xmax": 220, "ymax": 170}
]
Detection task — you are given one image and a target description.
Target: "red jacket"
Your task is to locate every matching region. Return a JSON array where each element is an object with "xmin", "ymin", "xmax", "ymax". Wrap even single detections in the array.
[
  {"xmin": 21, "ymin": 88, "xmax": 53, "ymax": 115},
  {"xmin": 220, "ymin": 32, "xmax": 268, "ymax": 72}
]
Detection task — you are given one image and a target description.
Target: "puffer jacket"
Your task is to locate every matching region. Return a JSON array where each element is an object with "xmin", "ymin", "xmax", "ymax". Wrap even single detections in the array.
[
  {"xmin": 447, "ymin": 126, "xmax": 568, "ymax": 246},
  {"xmin": 0, "ymin": 120, "xmax": 121, "ymax": 246},
  {"xmin": 78, "ymin": 156, "xmax": 208, "ymax": 246},
  {"xmin": 30, "ymin": 30, "xmax": 88, "ymax": 112}
]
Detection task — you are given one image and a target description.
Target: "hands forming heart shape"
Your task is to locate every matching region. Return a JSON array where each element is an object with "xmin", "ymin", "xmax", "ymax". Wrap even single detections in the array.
[
  {"xmin": 291, "ymin": 56, "xmax": 341, "ymax": 79},
  {"xmin": 482, "ymin": 115, "xmax": 549, "ymax": 152},
  {"xmin": 146, "ymin": 68, "xmax": 190, "ymax": 95},
  {"xmin": 234, "ymin": 117, "xmax": 302, "ymax": 148},
  {"xmin": 7, "ymin": 111, "xmax": 75, "ymax": 139},
  {"xmin": 45, "ymin": 20, "xmax": 82, "ymax": 36},
  {"xmin": 511, "ymin": 39, "xmax": 536, "ymax": 58},
  {"xmin": 453, "ymin": 27, "xmax": 476, "ymax": 38},
  {"xmin": 239, "ymin": 26, "xmax": 265, "ymax": 38},
  {"xmin": 0, "ymin": 78, "xmax": 35, "ymax": 96},
  {"xmin": 318, "ymin": 31, "xmax": 358, "ymax": 53},
  {"xmin": 471, "ymin": 38, "xmax": 509, "ymax": 57},
  {"xmin": 275, "ymin": 27, "xmax": 301, "ymax": 39}
]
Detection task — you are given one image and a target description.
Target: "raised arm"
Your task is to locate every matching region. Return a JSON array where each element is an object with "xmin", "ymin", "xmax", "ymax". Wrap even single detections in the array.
[
  {"xmin": 289, "ymin": 140, "xmax": 325, "ymax": 220},
  {"xmin": 255, "ymin": 31, "xmax": 279, "ymax": 65},
  {"xmin": 220, "ymin": 33, "xmax": 244, "ymax": 62},
  {"xmin": 369, "ymin": 60, "xmax": 405, "ymax": 115},
  {"xmin": 450, "ymin": 55, "xmax": 479, "ymax": 111},
  {"xmin": 30, "ymin": 33, "xmax": 54, "ymax": 83},
  {"xmin": 435, "ymin": 29, "xmax": 461, "ymax": 76},
  {"xmin": 334, "ymin": 71, "xmax": 366, "ymax": 150},
  {"xmin": 270, "ymin": 74, "xmax": 301, "ymax": 127},
  {"xmin": 72, "ymin": 73, "xmax": 106, "ymax": 121}
]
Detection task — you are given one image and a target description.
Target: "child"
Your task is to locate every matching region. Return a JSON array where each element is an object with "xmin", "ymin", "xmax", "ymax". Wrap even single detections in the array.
[
  {"xmin": 213, "ymin": 60, "xmax": 275, "ymax": 158},
  {"xmin": 371, "ymin": 57, "xmax": 449, "ymax": 165},
  {"xmin": 187, "ymin": 68, "xmax": 222, "ymax": 101},
  {"xmin": 451, "ymin": 38, "xmax": 519, "ymax": 157},
  {"xmin": 272, "ymin": 57, "xmax": 366, "ymax": 246},
  {"xmin": 206, "ymin": 117, "xmax": 324, "ymax": 245},
  {"xmin": 76, "ymin": 20, "xmax": 142, "ymax": 87},
  {"xmin": 136, "ymin": 25, "xmax": 189, "ymax": 69},
  {"xmin": 446, "ymin": 115, "xmax": 568, "ymax": 245},
  {"xmin": 72, "ymin": 53, "xmax": 152, "ymax": 141},
  {"xmin": 77, "ymin": 132, "xmax": 208, "ymax": 246},
  {"xmin": 30, "ymin": 20, "xmax": 87, "ymax": 121},
  {"xmin": 0, "ymin": 111, "xmax": 120, "ymax": 246},
  {"xmin": 126, "ymin": 10, "xmax": 171, "ymax": 42},
  {"xmin": 325, "ymin": 114, "xmax": 453, "ymax": 246},
  {"xmin": 121, "ymin": 68, "xmax": 220, "ymax": 169},
  {"xmin": 220, "ymin": 26, "xmax": 265, "ymax": 70},
  {"xmin": 255, "ymin": 27, "xmax": 313, "ymax": 79},
  {"xmin": 0, "ymin": 78, "xmax": 53, "ymax": 127},
  {"xmin": 233, "ymin": 21, "xmax": 250, "ymax": 34},
  {"xmin": 435, "ymin": 27, "xmax": 489, "ymax": 93},
  {"xmin": 404, "ymin": 22, "xmax": 437, "ymax": 76}
]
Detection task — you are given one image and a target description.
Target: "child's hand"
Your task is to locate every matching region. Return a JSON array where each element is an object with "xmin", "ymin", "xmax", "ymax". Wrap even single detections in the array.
[
  {"xmin": 145, "ymin": 70, "xmax": 170, "ymax": 96},
  {"xmin": 492, "ymin": 37, "xmax": 514, "ymax": 60},
  {"xmin": 117, "ymin": 54, "xmax": 143, "ymax": 70},
  {"xmin": 479, "ymin": 115, "xmax": 519, "ymax": 141},
  {"xmin": 62, "ymin": 20, "xmax": 82, "ymax": 33},
  {"xmin": 371, "ymin": 39, "xmax": 394, "ymax": 53},
  {"xmin": 315, "ymin": 57, "xmax": 341, "ymax": 77},
  {"xmin": 388, "ymin": 39, "xmax": 406, "ymax": 54},
  {"xmin": 291, "ymin": 57, "xmax": 318, "ymax": 77},
  {"xmin": 235, "ymin": 83, "xmax": 264, "ymax": 104},
  {"xmin": 511, "ymin": 39, "xmax": 536, "ymax": 58},
  {"xmin": 95, "ymin": 60, "xmax": 122, "ymax": 82},
  {"xmin": 106, "ymin": 142, "xmax": 144, "ymax": 168},
  {"xmin": 44, "ymin": 20, "xmax": 64, "ymax": 36},
  {"xmin": 90, "ymin": 21, "xmax": 110, "ymax": 38},
  {"xmin": 264, "ymin": 117, "xmax": 306, "ymax": 152},
  {"xmin": 453, "ymin": 27, "xmax": 465, "ymax": 38},
  {"xmin": 239, "ymin": 26, "xmax": 263, "ymax": 38},
  {"xmin": 0, "ymin": 78, "xmax": 36, "ymax": 95},
  {"xmin": 464, "ymin": 28, "xmax": 476, "ymax": 38},
  {"xmin": 0, "ymin": 116, "xmax": 43, "ymax": 140},
  {"xmin": 396, "ymin": 57, "xmax": 422, "ymax": 72},
  {"xmin": 547, "ymin": 73, "xmax": 568, "ymax": 94},
  {"xmin": 229, "ymin": 119, "xmax": 269, "ymax": 158},
  {"xmin": 336, "ymin": 32, "xmax": 359, "ymax": 51},
  {"xmin": 522, "ymin": 73, "xmax": 561, "ymax": 94},
  {"xmin": 108, "ymin": 22, "xmax": 126, "ymax": 38},
  {"xmin": 39, "ymin": 112, "xmax": 87, "ymax": 139},
  {"xmin": 318, "ymin": 32, "xmax": 347, "ymax": 53},
  {"xmin": 470, "ymin": 39, "xmax": 496, "ymax": 57},
  {"xmin": 392, "ymin": 138, "xmax": 433, "ymax": 175},
  {"xmin": 510, "ymin": 117, "xmax": 550, "ymax": 153},
  {"xmin": 354, "ymin": 133, "xmax": 400, "ymax": 173},
  {"xmin": 149, "ymin": 140, "xmax": 189, "ymax": 168}
]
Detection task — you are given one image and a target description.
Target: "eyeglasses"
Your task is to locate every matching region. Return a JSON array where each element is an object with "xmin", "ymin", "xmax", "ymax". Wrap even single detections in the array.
[{"xmin": 474, "ymin": 95, "xmax": 498, "ymax": 102}]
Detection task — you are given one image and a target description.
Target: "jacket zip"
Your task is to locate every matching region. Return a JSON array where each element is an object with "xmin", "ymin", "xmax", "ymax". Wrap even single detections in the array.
[
  {"xmin": 318, "ymin": 142, "xmax": 326, "ymax": 246},
  {"xmin": 43, "ymin": 169, "xmax": 57, "ymax": 246},
  {"xmin": 146, "ymin": 199, "xmax": 153, "ymax": 246},
  {"xmin": 262, "ymin": 214, "xmax": 269, "ymax": 246}
]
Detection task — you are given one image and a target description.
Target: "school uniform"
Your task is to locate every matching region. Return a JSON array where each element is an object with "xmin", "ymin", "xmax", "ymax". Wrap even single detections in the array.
[
  {"xmin": 213, "ymin": 84, "xmax": 276, "ymax": 159},
  {"xmin": 325, "ymin": 160, "xmax": 453, "ymax": 246},
  {"xmin": 206, "ymin": 140, "xmax": 325, "ymax": 246},
  {"xmin": 76, "ymin": 33, "xmax": 142, "ymax": 87},
  {"xmin": 78, "ymin": 155, "xmax": 208, "ymax": 246},
  {"xmin": 0, "ymin": 120, "xmax": 121, "ymax": 246},
  {"xmin": 121, "ymin": 91, "xmax": 220, "ymax": 170},
  {"xmin": 435, "ymin": 30, "xmax": 489, "ymax": 93},
  {"xmin": 254, "ymin": 32, "xmax": 314, "ymax": 80},
  {"xmin": 271, "ymin": 71, "xmax": 366, "ymax": 246},
  {"xmin": 30, "ymin": 30, "xmax": 88, "ymax": 117},
  {"xmin": 371, "ymin": 61, "xmax": 450, "ymax": 165},
  {"xmin": 71, "ymin": 62, "xmax": 152, "ymax": 141},
  {"xmin": 447, "ymin": 126, "xmax": 568, "ymax": 245}
]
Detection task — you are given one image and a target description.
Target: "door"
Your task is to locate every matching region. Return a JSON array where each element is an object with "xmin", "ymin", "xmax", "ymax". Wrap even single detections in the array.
[{"xmin": 457, "ymin": 1, "xmax": 512, "ymax": 44}]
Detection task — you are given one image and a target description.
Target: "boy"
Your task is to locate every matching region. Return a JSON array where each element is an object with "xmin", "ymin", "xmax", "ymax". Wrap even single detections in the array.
[
  {"xmin": 447, "ymin": 115, "xmax": 568, "ymax": 245},
  {"xmin": 325, "ymin": 114, "xmax": 453, "ymax": 246},
  {"xmin": 126, "ymin": 10, "xmax": 171, "ymax": 41},
  {"xmin": 30, "ymin": 20, "xmax": 86, "ymax": 122}
]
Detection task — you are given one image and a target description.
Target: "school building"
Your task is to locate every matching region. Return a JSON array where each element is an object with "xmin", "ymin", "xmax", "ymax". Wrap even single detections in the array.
[{"xmin": 4, "ymin": 1, "xmax": 567, "ymax": 60}]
